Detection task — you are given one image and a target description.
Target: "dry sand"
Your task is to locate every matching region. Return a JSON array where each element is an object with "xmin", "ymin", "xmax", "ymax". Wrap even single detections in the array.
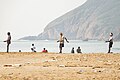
[{"xmin": 0, "ymin": 52, "xmax": 120, "ymax": 80}]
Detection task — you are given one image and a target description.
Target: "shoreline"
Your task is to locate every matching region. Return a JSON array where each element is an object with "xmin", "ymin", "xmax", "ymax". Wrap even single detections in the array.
[
  {"xmin": 0, "ymin": 52, "xmax": 120, "ymax": 53},
  {"xmin": 0, "ymin": 52, "xmax": 120, "ymax": 80}
]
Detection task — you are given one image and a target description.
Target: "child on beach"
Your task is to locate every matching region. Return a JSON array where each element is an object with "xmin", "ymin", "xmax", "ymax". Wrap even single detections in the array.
[
  {"xmin": 4, "ymin": 32, "xmax": 11, "ymax": 53},
  {"xmin": 42, "ymin": 48, "xmax": 48, "ymax": 53},
  {"xmin": 76, "ymin": 47, "xmax": 82, "ymax": 53},
  {"xmin": 57, "ymin": 33, "xmax": 69, "ymax": 53},
  {"xmin": 71, "ymin": 47, "xmax": 75, "ymax": 53},
  {"xmin": 31, "ymin": 44, "xmax": 36, "ymax": 52},
  {"xmin": 106, "ymin": 33, "xmax": 113, "ymax": 53}
]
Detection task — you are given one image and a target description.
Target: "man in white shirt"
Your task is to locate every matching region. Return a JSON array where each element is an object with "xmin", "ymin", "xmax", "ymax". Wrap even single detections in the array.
[
  {"xmin": 57, "ymin": 33, "xmax": 69, "ymax": 53},
  {"xmin": 106, "ymin": 33, "xmax": 113, "ymax": 53}
]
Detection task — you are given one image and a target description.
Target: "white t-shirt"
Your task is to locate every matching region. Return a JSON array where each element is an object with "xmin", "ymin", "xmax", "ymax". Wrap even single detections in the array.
[
  {"xmin": 60, "ymin": 36, "xmax": 65, "ymax": 44},
  {"xmin": 31, "ymin": 46, "xmax": 36, "ymax": 51},
  {"xmin": 109, "ymin": 36, "xmax": 113, "ymax": 42}
]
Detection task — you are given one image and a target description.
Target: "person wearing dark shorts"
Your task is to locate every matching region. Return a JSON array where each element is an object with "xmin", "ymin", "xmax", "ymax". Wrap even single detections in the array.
[
  {"xmin": 106, "ymin": 33, "xmax": 113, "ymax": 53},
  {"xmin": 60, "ymin": 43, "xmax": 64, "ymax": 48},
  {"xmin": 57, "ymin": 33, "xmax": 69, "ymax": 53},
  {"xmin": 4, "ymin": 32, "xmax": 11, "ymax": 53}
]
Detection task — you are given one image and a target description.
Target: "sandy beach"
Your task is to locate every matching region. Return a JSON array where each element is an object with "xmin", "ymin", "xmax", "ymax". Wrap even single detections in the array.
[{"xmin": 0, "ymin": 52, "xmax": 120, "ymax": 80}]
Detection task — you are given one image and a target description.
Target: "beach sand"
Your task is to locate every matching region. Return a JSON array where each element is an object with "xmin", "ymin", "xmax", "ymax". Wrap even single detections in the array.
[{"xmin": 0, "ymin": 52, "xmax": 120, "ymax": 80}]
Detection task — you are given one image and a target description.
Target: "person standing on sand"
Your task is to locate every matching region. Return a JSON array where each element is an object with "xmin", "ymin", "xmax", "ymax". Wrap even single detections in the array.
[
  {"xmin": 4, "ymin": 32, "xmax": 11, "ymax": 53},
  {"xmin": 57, "ymin": 33, "xmax": 69, "ymax": 53},
  {"xmin": 106, "ymin": 33, "xmax": 113, "ymax": 53}
]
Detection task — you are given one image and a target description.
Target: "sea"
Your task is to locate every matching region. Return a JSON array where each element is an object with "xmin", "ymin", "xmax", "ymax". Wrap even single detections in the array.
[{"xmin": 0, "ymin": 40, "xmax": 120, "ymax": 53}]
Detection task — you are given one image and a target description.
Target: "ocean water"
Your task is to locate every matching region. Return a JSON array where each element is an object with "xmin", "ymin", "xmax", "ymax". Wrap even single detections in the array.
[{"xmin": 0, "ymin": 40, "xmax": 120, "ymax": 53}]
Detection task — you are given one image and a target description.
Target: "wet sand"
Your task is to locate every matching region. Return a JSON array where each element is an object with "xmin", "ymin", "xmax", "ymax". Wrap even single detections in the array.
[{"xmin": 0, "ymin": 52, "xmax": 120, "ymax": 80}]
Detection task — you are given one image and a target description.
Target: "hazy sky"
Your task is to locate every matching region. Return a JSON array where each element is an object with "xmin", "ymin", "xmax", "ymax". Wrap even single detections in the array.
[{"xmin": 0, "ymin": 0, "xmax": 86, "ymax": 40}]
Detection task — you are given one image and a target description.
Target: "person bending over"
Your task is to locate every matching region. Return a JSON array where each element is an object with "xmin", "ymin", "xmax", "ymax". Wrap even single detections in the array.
[{"xmin": 31, "ymin": 44, "xmax": 36, "ymax": 52}]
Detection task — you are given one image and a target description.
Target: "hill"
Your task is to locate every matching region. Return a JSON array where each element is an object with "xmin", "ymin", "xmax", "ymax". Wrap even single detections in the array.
[{"xmin": 20, "ymin": 0, "xmax": 120, "ymax": 41}]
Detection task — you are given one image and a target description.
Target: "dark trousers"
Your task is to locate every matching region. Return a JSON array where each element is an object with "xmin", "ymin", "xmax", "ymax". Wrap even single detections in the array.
[
  {"xmin": 108, "ymin": 42, "xmax": 113, "ymax": 53},
  {"xmin": 59, "ymin": 43, "xmax": 64, "ymax": 53},
  {"xmin": 7, "ymin": 44, "xmax": 10, "ymax": 53}
]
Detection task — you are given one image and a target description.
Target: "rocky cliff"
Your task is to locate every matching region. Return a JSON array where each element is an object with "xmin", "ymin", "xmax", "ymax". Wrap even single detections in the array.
[{"xmin": 20, "ymin": 0, "xmax": 120, "ymax": 41}]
